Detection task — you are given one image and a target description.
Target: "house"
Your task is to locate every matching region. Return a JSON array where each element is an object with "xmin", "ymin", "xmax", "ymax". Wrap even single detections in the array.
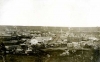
[
  {"xmin": 72, "ymin": 42, "xmax": 81, "ymax": 49},
  {"xmin": 67, "ymin": 43, "xmax": 73, "ymax": 48},
  {"xmin": 88, "ymin": 37, "xmax": 99, "ymax": 41},
  {"xmin": 35, "ymin": 37, "xmax": 52, "ymax": 43}
]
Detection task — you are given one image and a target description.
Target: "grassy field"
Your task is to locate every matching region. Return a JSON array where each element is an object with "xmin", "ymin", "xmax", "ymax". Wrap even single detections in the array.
[{"xmin": 0, "ymin": 50, "xmax": 99, "ymax": 62}]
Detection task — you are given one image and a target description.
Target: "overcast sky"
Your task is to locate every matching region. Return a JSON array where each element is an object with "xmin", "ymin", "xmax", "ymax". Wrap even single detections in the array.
[{"xmin": 0, "ymin": 0, "xmax": 100, "ymax": 27}]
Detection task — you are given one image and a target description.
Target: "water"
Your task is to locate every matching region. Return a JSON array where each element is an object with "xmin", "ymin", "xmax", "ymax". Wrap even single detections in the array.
[{"xmin": 0, "ymin": 50, "xmax": 100, "ymax": 62}]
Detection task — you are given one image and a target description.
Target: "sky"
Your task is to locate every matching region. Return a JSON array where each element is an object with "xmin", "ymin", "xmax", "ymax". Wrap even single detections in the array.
[{"xmin": 0, "ymin": 0, "xmax": 100, "ymax": 27}]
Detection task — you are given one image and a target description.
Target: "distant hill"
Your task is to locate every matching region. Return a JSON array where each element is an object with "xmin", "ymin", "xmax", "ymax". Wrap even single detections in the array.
[{"xmin": 0, "ymin": 25, "xmax": 99, "ymax": 33}]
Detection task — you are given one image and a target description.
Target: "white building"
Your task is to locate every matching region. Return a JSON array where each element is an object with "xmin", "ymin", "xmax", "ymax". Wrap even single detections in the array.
[{"xmin": 29, "ymin": 39, "xmax": 39, "ymax": 45}]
